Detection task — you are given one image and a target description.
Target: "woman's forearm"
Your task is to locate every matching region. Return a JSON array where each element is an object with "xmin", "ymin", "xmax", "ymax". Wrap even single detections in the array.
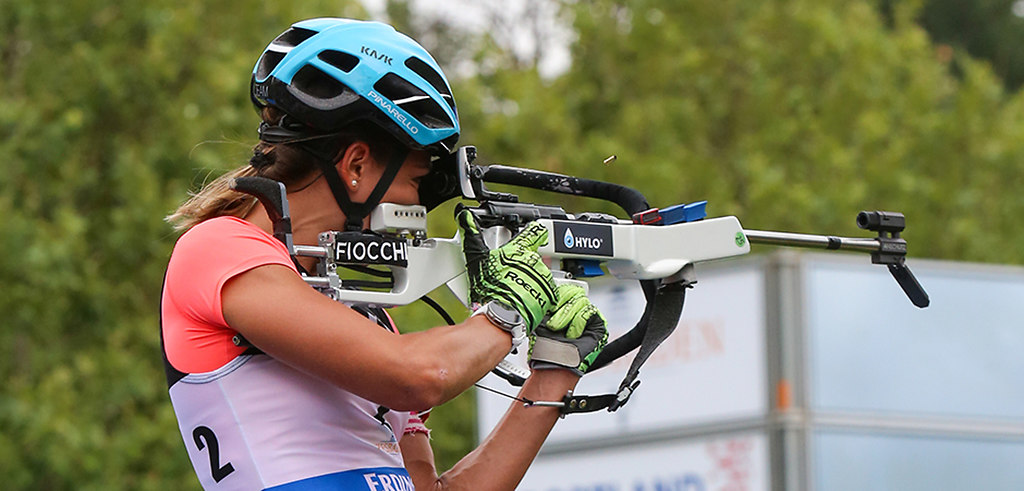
[
  {"xmin": 430, "ymin": 369, "xmax": 580, "ymax": 491},
  {"xmin": 224, "ymin": 265, "xmax": 516, "ymax": 410}
]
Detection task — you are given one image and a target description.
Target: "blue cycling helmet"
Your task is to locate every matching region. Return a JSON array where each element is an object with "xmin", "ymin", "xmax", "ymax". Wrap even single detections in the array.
[{"xmin": 251, "ymin": 18, "xmax": 459, "ymax": 155}]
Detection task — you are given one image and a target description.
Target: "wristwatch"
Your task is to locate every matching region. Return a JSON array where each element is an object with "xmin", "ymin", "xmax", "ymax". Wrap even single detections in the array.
[{"xmin": 473, "ymin": 300, "xmax": 528, "ymax": 349}]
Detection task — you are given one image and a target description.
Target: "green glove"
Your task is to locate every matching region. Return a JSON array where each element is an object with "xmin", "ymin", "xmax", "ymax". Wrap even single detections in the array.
[
  {"xmin": 458, "ymin": 208, "xmax": 557, "ymax": 331},
  {"xmin": 529, "ymin": 283, "xmax": 609, "ymax": 375}
]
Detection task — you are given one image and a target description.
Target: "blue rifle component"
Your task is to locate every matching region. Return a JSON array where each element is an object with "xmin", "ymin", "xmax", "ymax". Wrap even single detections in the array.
[
  {"xmin": 575, "ymin": 260, "xmax": 605, "ymax": 278},
  {"xmin": 660, "ymin": 201, "xmax": 708, "ymax": 225}
]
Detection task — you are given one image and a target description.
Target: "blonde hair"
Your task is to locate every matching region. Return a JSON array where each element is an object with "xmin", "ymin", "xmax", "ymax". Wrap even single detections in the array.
[
  {"xmin": 165, "ymin": 165, "xmax": 261, "ymax": 231},
  {"xmin": 166, "ymin": 132, "xmax": 324, "ymax": 230},
  {"xmin": 166, "ymin": 108, "xmax": 401, "ymax": 232}
]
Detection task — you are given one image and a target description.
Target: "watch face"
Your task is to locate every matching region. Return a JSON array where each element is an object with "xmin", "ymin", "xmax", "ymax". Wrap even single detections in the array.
[{"xmin": 488, "ymin": 301, "xmax": 524, "ymax": 328}]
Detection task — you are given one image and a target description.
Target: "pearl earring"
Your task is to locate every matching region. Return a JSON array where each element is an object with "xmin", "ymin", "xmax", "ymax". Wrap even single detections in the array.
[{"xmin": 351, "ymin": 180, "xmax": 358, "ymax": 187}]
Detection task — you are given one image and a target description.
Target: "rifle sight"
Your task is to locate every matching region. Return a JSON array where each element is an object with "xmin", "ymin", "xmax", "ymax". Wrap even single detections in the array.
[{"xmin": 857, "ymin": 211, "xmax": 905, "ymax": 234}]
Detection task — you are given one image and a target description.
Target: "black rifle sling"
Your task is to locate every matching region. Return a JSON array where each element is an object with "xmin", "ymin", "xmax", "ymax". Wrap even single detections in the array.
[
  {"xmin": 560, "ymin": 281, "xmax": 688, "ymax": 415},
  {"xmin": 588, "ymin": 279, "xmax": 658, "ymax": 372}
]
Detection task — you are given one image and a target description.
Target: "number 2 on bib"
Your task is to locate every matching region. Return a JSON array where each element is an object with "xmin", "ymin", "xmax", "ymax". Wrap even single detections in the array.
[{"xmin": 192, "ymin": 426, "xmax": 235, "ymax": 483}]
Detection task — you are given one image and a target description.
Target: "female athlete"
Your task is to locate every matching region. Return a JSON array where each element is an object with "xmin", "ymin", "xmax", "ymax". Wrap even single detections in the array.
[{"xmin": 161, "ymin": 18, "xmax": 606, "ymax": 490}]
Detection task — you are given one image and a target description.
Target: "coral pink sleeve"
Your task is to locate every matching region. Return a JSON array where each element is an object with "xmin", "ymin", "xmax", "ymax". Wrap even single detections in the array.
[{"xmin": 161, "ymin": 217, "xmax": 298, "ymax": 373}]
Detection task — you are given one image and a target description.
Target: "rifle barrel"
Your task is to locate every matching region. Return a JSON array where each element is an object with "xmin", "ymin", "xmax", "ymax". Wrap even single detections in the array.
[{"xmin": 744, "ymin": 230, "xmax": 881, "ymax": 253}]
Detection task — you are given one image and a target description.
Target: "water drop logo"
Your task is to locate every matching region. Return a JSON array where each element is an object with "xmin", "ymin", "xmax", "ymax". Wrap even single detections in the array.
[{"xmin": 564, "ymin": 228, "xmax": 575, "ymax": 248}]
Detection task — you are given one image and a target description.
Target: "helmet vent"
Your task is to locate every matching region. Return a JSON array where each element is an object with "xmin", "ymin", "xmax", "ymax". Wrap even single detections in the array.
[
  {"xmin": 255, "ymin": 51, "xmax": 286, "ymax": 80},
  {"xmin": 273, "ymin": 27, "xmax": 318, "ymax": 48},
  {"xmin": 374, "ymin": 73, "xmax": 454, "ymax": 129},
  {"xmin": 401, "ymin": 97, "xmax": 455, "ymax": 129},
  {"xmin": 405, "ymin": 57, "xmax": 456, "ymax": 112},
  {"xmin": 373, "ymin": 72, "xmax": 426, "ymax": 102},
  {"xmin": 256, "ymin": 27, "xmax": 319, "ymax": 80},
  {"xmin": 318, "ymin": 50, "xmax": 359, "ymax": 73},
  {"xmin": 292, "ymin": 65, "xmax": 349, "ymax": 101}
]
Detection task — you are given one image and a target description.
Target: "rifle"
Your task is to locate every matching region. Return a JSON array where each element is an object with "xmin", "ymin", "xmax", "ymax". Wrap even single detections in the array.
[{"xmin": 231, "ymin": 146, "xmax": 929, "ymax": 415}]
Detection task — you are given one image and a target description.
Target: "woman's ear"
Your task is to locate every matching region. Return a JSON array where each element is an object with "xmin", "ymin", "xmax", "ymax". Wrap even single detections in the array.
[{"xmin": 337, "ymin": 141, "xmax": 373, "ymax": 193}]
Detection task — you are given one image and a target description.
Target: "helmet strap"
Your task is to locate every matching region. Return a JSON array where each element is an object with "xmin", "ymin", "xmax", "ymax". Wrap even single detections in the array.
[
  {"xmin": 317, "ymin": 146, "xmax": 409, "ymax": 232},
  {"xmin": 257, "ymin": 120, "xmax": 410, "ymax": 231}
]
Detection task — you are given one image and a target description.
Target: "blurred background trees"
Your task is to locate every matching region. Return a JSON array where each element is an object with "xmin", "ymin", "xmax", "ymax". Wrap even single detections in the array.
[
  {"xmin": 1, "ymin": 0, "xmax": 1023, "ymax": 488},
  {"xmin": 915, "ymin": 0, "xmax": 1024, "ymax": 91}
]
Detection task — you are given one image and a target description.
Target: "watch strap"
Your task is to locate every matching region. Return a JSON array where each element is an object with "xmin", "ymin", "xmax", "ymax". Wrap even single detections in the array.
[{"xmin": 473, "ymin": 300, "xmax": 528, "ymax": 349}]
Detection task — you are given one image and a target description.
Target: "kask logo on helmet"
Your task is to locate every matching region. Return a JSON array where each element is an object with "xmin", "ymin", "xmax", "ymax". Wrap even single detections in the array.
[
  {"xmin": 360, "ymin": 46, "xmax": 393, "ymax": 66},
  {"xmin": 367, "ymin": 90, "xmax": 422, "ymax": 135}
]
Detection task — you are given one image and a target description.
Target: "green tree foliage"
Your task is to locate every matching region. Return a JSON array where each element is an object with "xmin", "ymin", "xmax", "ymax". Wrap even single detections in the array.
[
  {"xmin": 0, "ymin": 1, "xmax": 369, "ymax": 488},
  {"xmin": 916, "ymin": 0, "xmax": 1024, "ymax": 91},
  {"xmin": 3, "ymin": 0, "xmax": 1024, "ymax": 488}
]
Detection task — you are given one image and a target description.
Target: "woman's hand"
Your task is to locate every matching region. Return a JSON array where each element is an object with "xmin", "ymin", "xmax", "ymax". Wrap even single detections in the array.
[
  {"xmin": 457, "ymin": 208, "xmax": 557, "ymax": 332},
  {"xmin": 529, "ymin": 283, "xmax": 608, "ymax": 376}
]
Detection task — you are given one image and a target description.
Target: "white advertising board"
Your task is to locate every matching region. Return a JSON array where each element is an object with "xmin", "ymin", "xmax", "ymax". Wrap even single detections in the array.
[
  {"xmin": 805, "ymin": 257, "xmax": 1024, "ymax": 419},
  {"xmin": 477, "ymin": 261, "xmax": 768, "ymax": 446},
  {"xmin": 518, "ymin": 432, "xmax": 769, "ymax": 491}
]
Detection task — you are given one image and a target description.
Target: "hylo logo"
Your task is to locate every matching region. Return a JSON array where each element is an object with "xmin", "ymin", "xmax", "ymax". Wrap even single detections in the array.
[
  {"xmin": 563, "ymin": 227, "xmax": 603, "ymax": 250},
  {"xmin": 553, "ymin": 222, "xmax": 613, "ymax": 257}
]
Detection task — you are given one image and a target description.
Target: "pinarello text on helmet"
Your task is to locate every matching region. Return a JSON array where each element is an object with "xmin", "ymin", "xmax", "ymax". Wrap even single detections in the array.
[{"xmin": 367, "ymin": 90, "xmax": 421, "ymax": 135}]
